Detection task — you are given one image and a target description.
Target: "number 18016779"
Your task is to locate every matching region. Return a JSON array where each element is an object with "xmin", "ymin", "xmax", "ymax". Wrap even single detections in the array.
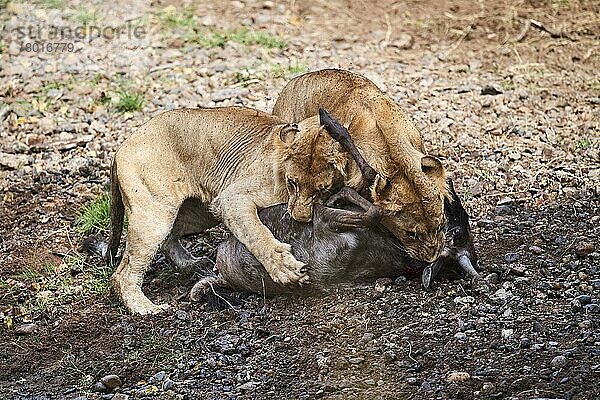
[{"xmin": 21, "ymin": 42, "xmax": 75, "ymax": 52}]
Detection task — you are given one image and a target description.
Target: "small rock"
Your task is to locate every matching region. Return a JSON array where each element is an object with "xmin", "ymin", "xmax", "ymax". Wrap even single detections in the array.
[
  {"xmin": 529, "ymin": 245, "xmax": 543, "ymax": 255},
  {"xmin": 348, "ymin": 357, "xmax": 364, "ymax": 364},
  {"xmin": 391, "ymin": 33, "xmax": 413, "ymax": 50},
  {"xmin": 481, "ymin": 85, "xmax": 503, "ymax": 95},
  {"xmin": 92, "ymin": 382, "xmax": 108, "ymax": 393},
  {"xmin": 505, "ymin": 252, "xmax": 519, "ymax": 263},
  {"xmin": 584, "ymin": 303, "xmax": 600, "ymax": 313},
  {"xmin": 361, "ymin": 333, "xmax": 375, "ymax": 343},
  {"xmin": 14, "ymin": 323, "xmax": 37, "ymax": 335},
  {"xmin": 8, "ymin": 41, "xmax": 20, "ymax": 56},
  {"xmin": 495, "ymin": 205, "xmax": 512, "ymax": 215},
  {"xmin": 237, "ymin": 381, "xmax": 256, "ymax": 391},
  {"xmin": 213, "ymin": 334, "xmax": 240, "ymax": 353},
  {"xmin": 575, "ymin": 242, "xmax": 594, "ymax": 258},
  {"xmin": 454, "ymin": 332, "xmax": 467, "ymax": 341},
  {"xmin": 175, "ymin": 309, "xmax": 188, "ymax": 320},
  {"xmin": 406, "ymin": 377, "xmax": 419, "ymax": 385},
  {"xmin": 491, "ymin": 288, "xmax": 512, "ymax": 301},
  {"xmin": 515, "ymin": 89, "xmax": 529, "ymax": 100},
  {"xmin": 551, "ymin": 355, "xmax": 568, "ymax": 369},
  {"xmin": 162, "ymin": 378, "xmax": 175, "ymax": 390},
  {"xmin": 100, "ymin": 375, "xmax": 122, "ymax": 390},
  {"xmin": 112, "ymin": 395, "xmax": 129, "ymax": 400},
  {"xmin": 211, "ymin": 88, "xmax": 250, "ymax": 102},
  {"xmin": 497, "ymin": 197, "xmax": 514, "ymax": 206},
  {"xmin": 446, "ymin": 371, "xmax": 470, "ymax": 382},
  {"xmin": 485, "ymin": 273, "xmax": 499, "ymax": 284},
  {"xmin": 575, "ymin": 294, "xmax": 592, "ymax": 305},
  {"xmin": 374, "ymin": 277, "xmax": 393, "ymax": 293},
  {"xmin": 152, "ymin": 371, "xmax": 166, "ymax": 381},
  {"xmin": 501, "ymin": 329, "xmax": 514, "ymax": 339}
]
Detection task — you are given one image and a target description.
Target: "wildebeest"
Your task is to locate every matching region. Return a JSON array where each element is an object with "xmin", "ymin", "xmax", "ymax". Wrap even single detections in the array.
[{"xmin": 190, "ymin": 110, "xmax": 478, "ymax": 299}]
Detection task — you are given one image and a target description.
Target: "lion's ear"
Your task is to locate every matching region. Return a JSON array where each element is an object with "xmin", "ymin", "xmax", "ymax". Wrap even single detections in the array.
[
  {"xmin": 278, "ymin": 123, "xmax": 300, "ymax": 146},
  {"xmin": 421, "ymin": 156, "xmax": 445, "ymax": 179}
]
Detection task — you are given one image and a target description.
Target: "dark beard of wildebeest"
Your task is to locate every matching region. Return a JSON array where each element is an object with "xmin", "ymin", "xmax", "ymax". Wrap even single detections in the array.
[
  {"xmin": 190, "ymin": 180, "xmax": 478, "ymax": 299},
  {"xmin": 190, "ymin": 110, "xmax": 478, "ymax": 299}
]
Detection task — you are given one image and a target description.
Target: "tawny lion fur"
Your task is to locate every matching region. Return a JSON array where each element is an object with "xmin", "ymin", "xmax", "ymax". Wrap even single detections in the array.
[
  {"xmin": 273, "ymin": 69, "xmax": 449, "ymax": 262},
  {"xmin": 108, "ymin": 106, "xmax": 355, "ymax": 315}
]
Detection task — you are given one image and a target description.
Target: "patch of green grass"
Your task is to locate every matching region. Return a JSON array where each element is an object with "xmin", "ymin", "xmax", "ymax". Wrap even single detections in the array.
[
  {"xmin": 76, "ymin": 193, "xmax": 111, "ymax": 234},
  {"xmin": 271, "ymin": 61, "xmax": 309, "ymax": 78},
  {"xmin": 577, "ymin": 138, "xmax": 592, "ymax": 150},
  {"xmin": 34, "ymin": 0, "xmax": 66, "ymax": 8},
  {"xmin": 159, "ymin": 6, "xmax": 197, "ymax": 30},
  {"xmin": 501, "ymin": 78, "xmax": 515, "ymax": 91},
  {"xmin": 228, "ymin": 68, "xmax": 263, "ymax": 85},
  {"xmin": 72, "ymin": 6, "xmax": 98, "ymax": 26},
  {"xmin": 228, "ymin": 28, "xmax": 286, "ymax": 49},
  {"xmin": 65, "ymin": 252, "xmax": 112, "ymax": 295},
  {"xmin": 474, "ymin": 168, "xmax": 494, "ymax": 182},
  {"xmin": 187, "ymin": 28, "xmax": 286, "ymax": 50},
  {"xmin": 186, "ymin": 31, "xmax": 228, "ymax": 48},
  {"xmin": 115, "ymin": 88, "xmax": 144, "ymax": 113}
]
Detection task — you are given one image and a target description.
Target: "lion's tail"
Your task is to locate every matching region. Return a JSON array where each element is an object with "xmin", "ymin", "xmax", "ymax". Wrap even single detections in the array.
[
  {"xmin": 106, "ymin": 159, "xmax": 124, "ymax": 264},
  {"xmin": 80, "ymin": 160, "xmax": 124, "ymax": 265}
]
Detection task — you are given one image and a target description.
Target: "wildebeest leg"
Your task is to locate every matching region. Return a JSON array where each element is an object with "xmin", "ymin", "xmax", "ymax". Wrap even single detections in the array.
[
  {"xmin": 319, "ymin": 108, "xmax": 377, "ymax": 194},
  {"xmin": 324, "ymin": 186, "xmax": 382, "ymax": 229},
  {"xmin": 161, "ymin": 198, "xmax": 219, "ymax": 271}
]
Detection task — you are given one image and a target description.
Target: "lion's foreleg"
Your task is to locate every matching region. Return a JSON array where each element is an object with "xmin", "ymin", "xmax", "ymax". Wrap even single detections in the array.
[{"xmin": 211, "ymin": 190, "xmax": 308, "ymax": 285}]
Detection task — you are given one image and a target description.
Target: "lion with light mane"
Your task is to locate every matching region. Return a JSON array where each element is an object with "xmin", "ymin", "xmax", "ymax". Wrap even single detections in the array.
[{"xmin": 273, "ymin": 69, "xmax": 449, "ymax": 262}]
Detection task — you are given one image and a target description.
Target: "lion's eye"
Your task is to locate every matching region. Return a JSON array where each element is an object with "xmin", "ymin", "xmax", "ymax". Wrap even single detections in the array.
[
  {"xmin": 287, "ymin": 179, "xmax": 298, "ymax": 190},
  {"xmin": 407, "ymin": 231, "xmax": 419, "ymax": 240}
]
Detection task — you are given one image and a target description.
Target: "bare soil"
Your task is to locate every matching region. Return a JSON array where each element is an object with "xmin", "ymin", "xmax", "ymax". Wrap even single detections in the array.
[{"xmin": 0, "ymin": 0, "xmax": 599, "ymax": 399}]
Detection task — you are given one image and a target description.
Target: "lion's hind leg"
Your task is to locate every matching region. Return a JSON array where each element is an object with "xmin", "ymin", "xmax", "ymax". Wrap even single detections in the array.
[{"xmin": 111, "ymin": 206, "xmax": 177, "ymax": 315}]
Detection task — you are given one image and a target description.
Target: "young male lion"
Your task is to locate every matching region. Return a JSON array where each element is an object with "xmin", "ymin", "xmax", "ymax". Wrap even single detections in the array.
[
  {"xmin": 107, "ymin": 106, "xmax": 355, "ymax": 314},
  {"xmin": 273, "ymin": 69, "xmax": 449, "ymax": 263}
]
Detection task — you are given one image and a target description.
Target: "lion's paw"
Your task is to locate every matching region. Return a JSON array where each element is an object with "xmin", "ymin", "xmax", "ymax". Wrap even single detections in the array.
[{"xmin": 265, "ymin": 248, "xmax": 309, "ymax": 285}]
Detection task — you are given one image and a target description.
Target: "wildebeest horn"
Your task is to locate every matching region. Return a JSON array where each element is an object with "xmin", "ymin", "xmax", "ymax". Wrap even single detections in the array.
[
  {"xmin": 319, "ymin": 108, "xmax": 378, "ymax": 194},
  {"xmin": 457, "ymin": 251, "xmax": 479, "ymax": 280}
]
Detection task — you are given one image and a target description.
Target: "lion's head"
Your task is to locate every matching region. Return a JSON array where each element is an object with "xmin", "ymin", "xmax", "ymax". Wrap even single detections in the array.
[
  {"xmin": 370, "ymin": 153, "xmax": 449, "ymax": 263},
  {"xmin": 273, "ymin": 116, "xmax": 355, "ymax": 223}
]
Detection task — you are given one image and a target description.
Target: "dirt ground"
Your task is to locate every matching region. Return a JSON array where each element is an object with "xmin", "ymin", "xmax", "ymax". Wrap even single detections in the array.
[{"xmin": 0, "ymin": 0, "xmax": 599, "ymax": 399}]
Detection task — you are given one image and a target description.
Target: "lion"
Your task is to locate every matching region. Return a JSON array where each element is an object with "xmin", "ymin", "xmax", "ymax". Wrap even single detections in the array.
[
  {"xmin": 105, "ymin": 106, "xmax": 357, "ymax": 315},
  {"xmin": 273, "ymin": 69, "xmax": 449, "ymax": 263}
]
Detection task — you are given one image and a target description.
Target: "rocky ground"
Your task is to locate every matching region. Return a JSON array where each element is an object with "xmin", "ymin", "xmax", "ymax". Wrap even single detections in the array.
[{"xmin": 0, "ymin": 0, "xmax": 599, "ymax": 399}]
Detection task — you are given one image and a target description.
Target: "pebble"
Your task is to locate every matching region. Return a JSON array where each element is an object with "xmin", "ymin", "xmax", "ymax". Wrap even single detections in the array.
[
  {"xmin": 14, "ymin": 323, "xmax": 37, "ymax": 335},
  {"xmin": 501, "ymin": 329, "xmax": 514, "ymax": 339},
  {"xmin": 481, "ymin": 85, "xmax": 503, "ymax": 95},
  {"xmin": 446, "ymin": 371, "xmax": 470, "ymax": 382},
  {"xmin": 391, "ymin": 33, "xmax": 414, "ymax": 50},
  {"xmin": 551, "ymin": 355, "xmax": 568, "ymax": 369},
  {"xmin": 176, "ymin": 309, "xmax": 188, "ymax": 320},
  {"xmin": 529, "ymin": 245, "xmax": 543, "ymax": 255},
  {"xmin": 100, "ymin": 375, "xmax": 122, "ymax": 390},
  {"xmin": 454, "ymin": 332, "xmax": 467, "ymax": 341},
  {"xmin": 575, "ymin": 242, "xmax": 595, "ymax": 257},
  {"xmin": 374, "ymin": 277, "xmax": 393, "ymax": 293},
  {"xmin": 406, "ymin": 377, "xmax": 419, "ymax": 385},
  {"xmin": 162, "ymin": 378, "xmax": 175, "ymax": 390},
  {"xmin": 152, "ymin": 371, "xmax": 166, "ymax": 381},
  {"xmin": 361, "ymin": 332, "xmax": 375, "ymax": 343},
  {"xmin": 211, "ymin": 88, "xmax": 250, "ymax": 102},
  {"xmin": 348, "ymin": 357, "xmax": 364, "ymax": 364},
  {"xmin": 485, "ymin": 273, "xmax": 499, "ymax": 284},
  {"xmin": 504, "ymin": 252, "xmax": 519, "ymax": 263}
]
